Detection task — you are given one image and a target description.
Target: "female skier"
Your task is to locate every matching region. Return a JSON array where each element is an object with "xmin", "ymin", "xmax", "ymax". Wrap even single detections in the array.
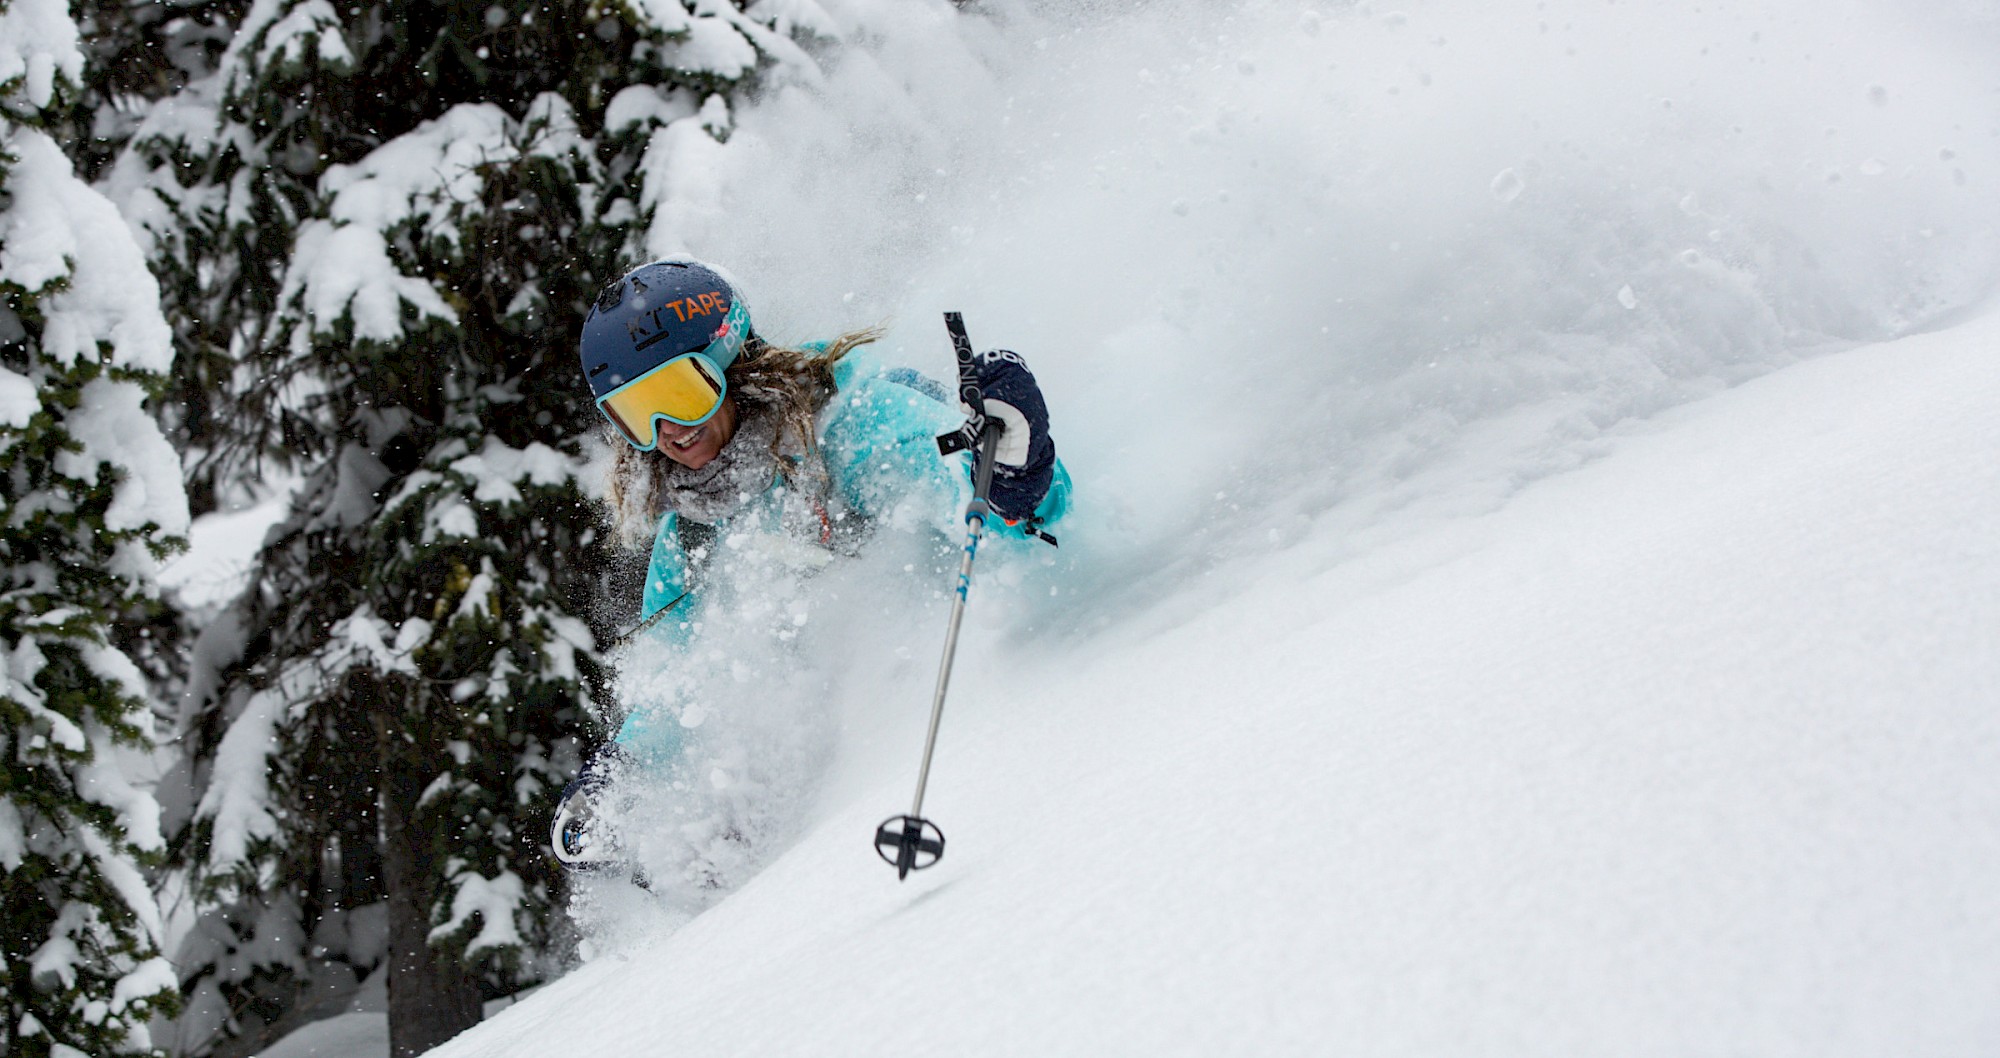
[{"xmin": 551, "ymin": 258, "xmax": 1070, "ymax": 872}]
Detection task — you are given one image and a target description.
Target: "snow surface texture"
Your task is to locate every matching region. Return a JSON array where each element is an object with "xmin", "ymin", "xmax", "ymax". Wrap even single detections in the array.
[{"xmin": 259, "ymin": 0, "xmax": 2000, "ymax": 1052}]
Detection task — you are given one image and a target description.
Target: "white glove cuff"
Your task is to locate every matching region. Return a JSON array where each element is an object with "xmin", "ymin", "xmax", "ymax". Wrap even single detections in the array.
[{"xmin": 978, "ymin": 399, "xmax": 1033, "ymax": 466}]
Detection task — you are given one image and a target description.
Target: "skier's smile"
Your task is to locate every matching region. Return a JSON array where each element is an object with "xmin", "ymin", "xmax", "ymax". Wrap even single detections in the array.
[{"xmin": 656, "ymin": 397, "xmax": 738, "ymax": 469}]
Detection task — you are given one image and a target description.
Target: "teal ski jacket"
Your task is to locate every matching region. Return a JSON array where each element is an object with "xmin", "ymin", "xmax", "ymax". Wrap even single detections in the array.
[{"xmin": 616, "ymin": 345, "xmax": 1071, "ymax": 752}]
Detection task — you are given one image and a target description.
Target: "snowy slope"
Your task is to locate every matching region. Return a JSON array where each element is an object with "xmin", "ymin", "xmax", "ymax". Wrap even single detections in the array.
[{"xmin": 429, "ymin": 302, "xmax": 2000, "ymax": 1056}]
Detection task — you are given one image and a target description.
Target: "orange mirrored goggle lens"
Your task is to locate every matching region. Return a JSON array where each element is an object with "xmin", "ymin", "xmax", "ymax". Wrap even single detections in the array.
[{"xmin": 597, "ymin": 353, "xmax": 726, "ymax": 450}]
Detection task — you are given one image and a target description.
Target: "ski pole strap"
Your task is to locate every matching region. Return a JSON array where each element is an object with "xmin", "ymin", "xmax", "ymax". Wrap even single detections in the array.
[
  {"xmin": 936, "ymin": 312, "xmax": 987, "ymax": 456},
  {"xmin": 1008, "ymin": 515, "xmax": 1058, "ymax": 548}
]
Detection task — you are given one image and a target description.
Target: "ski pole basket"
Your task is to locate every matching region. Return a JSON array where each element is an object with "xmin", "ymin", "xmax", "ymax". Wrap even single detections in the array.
[{"xmin": 873, "ymin": 815, "xmax": 946, "ymax": 879}]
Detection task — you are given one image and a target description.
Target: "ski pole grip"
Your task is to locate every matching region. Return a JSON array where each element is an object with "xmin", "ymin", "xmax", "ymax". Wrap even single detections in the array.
[
  {"xmin": 936, "ymin": 312, "xmax": 989, "ymax": 456},
  {"xmin": 967, "ymin": 417, "xmax": 1005, "ymax": 513}
]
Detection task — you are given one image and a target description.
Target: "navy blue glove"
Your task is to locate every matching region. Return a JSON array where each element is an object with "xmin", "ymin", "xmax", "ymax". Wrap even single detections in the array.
[{"xmin": 966, "ymin": 348, "xmax": 1056, "ymax": 523}]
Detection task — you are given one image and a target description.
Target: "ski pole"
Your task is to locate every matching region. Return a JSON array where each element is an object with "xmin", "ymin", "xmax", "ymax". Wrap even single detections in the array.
[
  {"xmin": 608, "ymin": 590, "xmax": 689, "ymax": 647},
  {"xmin": 874, "ymin": 313, "xmax": 1002, "ymax": 880},
  {"xmin": 935, "ymin": 311, "xmax": 987, "ymax": 457}
]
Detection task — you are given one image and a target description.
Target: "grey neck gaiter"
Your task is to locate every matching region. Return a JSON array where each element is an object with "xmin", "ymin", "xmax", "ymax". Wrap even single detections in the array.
[{"xmin": 656, "ymin": 401, "xmax": 789, "ymax": 525}]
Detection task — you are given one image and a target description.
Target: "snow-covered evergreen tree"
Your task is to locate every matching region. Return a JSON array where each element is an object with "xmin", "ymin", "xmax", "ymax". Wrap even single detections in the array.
[
  {"xmin": 105, "ymin": 0, "xmax": 834, "ymax": 1054},
  {"xmin": 0, "ymin": 0, "xmax": 189, "ymax": 1053}
]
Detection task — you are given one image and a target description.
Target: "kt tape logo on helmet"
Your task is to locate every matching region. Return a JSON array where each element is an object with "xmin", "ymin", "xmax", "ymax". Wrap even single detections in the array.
[{"xmin": 625, "ymin": 290, "xmax": 732, "ymax": 354}]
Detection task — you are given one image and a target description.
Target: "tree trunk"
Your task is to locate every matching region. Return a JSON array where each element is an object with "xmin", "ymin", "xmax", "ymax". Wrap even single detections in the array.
[{"xmin": 372, "ymin": 679, "xmax": 484, "ymax": 1058}]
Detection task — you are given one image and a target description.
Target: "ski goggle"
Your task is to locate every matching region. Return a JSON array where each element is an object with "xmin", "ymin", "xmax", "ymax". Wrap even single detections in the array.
[{"xmin": 596, "ymin": 351, "xmax": 727, "ymax": 450}]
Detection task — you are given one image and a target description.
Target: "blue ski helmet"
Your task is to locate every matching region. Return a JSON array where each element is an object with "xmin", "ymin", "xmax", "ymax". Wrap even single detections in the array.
[{"xmin": 578, "ymin": 259, "xmax": 752, "ymax": 403}]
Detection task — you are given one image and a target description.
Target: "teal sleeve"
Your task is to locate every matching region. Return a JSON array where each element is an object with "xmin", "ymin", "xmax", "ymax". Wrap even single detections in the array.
[
  {"xmin": 1002, "ymin": 460, "xmax": 1070, "ymax": 540},
  {"xmin": 615, "ymin": 512, "xmax": 696, "ymax": 758},
  {"xmin": 640, "ymin": 511, "xmax": 693, "ymax": 631},
  {"xmin": 821, "ymin": 372, "xmax": 1072, "ymax": 543}
]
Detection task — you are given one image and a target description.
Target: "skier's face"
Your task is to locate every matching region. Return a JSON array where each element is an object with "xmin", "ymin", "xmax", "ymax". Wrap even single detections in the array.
[{"xmin": 654, "ymin": 395, "xmax": 738, "ymax": 469}]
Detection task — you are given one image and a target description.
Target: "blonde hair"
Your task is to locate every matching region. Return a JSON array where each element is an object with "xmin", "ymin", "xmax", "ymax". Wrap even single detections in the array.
[{"xmin": 603, "ymin": 327, "xmax": 883, "ymax": 546}]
